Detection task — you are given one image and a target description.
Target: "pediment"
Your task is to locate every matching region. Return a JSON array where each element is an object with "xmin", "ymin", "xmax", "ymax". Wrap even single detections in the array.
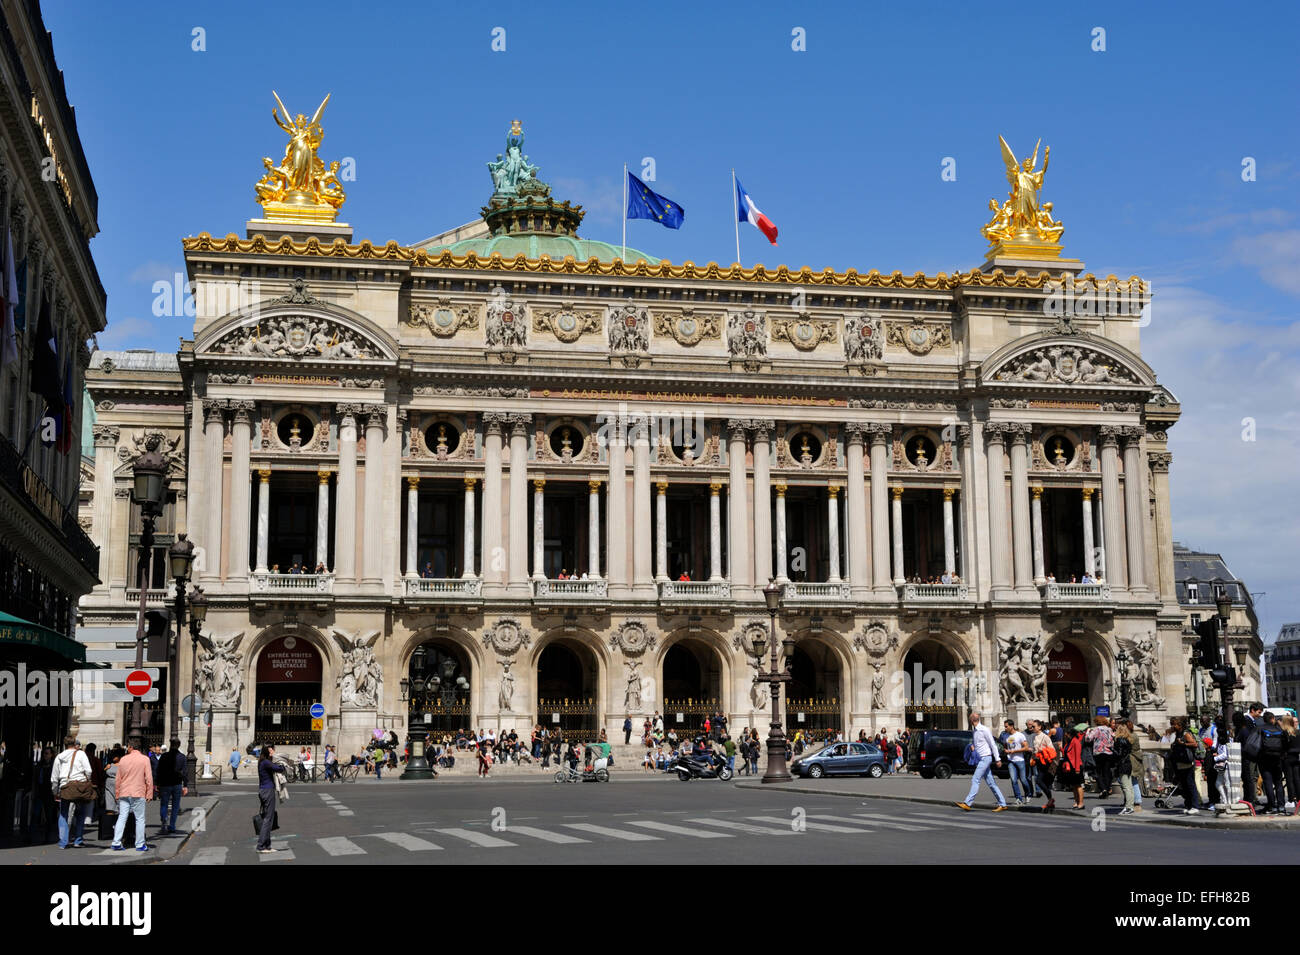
[
  {"xmin": 195, "ymin": 293, "xmax": 398, "ymax": 363},
  {"xmin": 980, "ymin": 332, "xmax": 1155, "ymax": 389}
]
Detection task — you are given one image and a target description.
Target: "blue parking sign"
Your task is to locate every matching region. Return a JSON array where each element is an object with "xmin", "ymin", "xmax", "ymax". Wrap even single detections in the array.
[{"xmin": 310, "ymin": 702, "xmax": 325, "ymax": 719}]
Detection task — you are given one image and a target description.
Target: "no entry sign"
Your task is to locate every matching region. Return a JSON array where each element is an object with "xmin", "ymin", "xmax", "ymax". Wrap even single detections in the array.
[{"xmin": 125, "ymin": 669, "xmax": 154, "ymax": 697}]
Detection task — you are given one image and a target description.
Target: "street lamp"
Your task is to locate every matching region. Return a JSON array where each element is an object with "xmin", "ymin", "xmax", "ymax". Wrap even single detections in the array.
[
  {"xmin": 1115, "ymin": 648, "xmax": 1131, "ymax": 718},
  {"xmin": 168, "ymin": 534, "xmax": 195, "ymax": 743},
  {"xmin": 186, "ymin": 586, "xmax": 208, "ymax": 786},
  {"xmin": 757, "ymin": 579, "xmax": 792, "ymax": 784},
  {"xmin": 1213, "ymin": 586, "xmax": 1237, "ymax": 729},
  {"xmin": 961, "ymin": 661, "xmax": 975, "ymax": 714},
  {"xmin": 129, "ymin": 436, "xmax": 168, "ymax": 747},
  {"xmin": 401, "ymin": 645, "xmax": 435, "ymax": 780}
]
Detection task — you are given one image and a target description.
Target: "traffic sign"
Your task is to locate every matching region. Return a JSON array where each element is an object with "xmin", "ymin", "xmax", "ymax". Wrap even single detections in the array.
[
  {"xmin": 309, "ymin": 702, "xmax": 325, "ymax": 720},
  {"xmin": 125, "ymin": 669, "xmax": 154, "ymax": 697},
  {"xmin": 311, "ymin": 717, "xmax": 324, "ymax": 732},
  {"xmin": 74, "ymin": 668, "xmax": 161, "ymax": 683},
  {"xmin": 182, "ymin": 694, "xmax": 205, "ymax": 716},
  {"xmin": 71, "ymin": 687, "xmax": 159, "ymax": 704}
]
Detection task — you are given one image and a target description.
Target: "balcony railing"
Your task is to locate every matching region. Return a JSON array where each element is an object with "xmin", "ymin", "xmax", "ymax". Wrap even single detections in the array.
[
  {"xmin": 786, "ymin": 581, "xmax": 853, "ymax": 601},
  {"xmin": 126, "ymin": 587, "xmax": 173, "ymax": 606},
  {"xmin": 534, "ymin": 578, "xmax": 608, "ymax": 599},
  {"xmin": 405, "ymin": 577, "xmax": 483, "ymax": 598},
  {"xmin": 659, "ymin": 580, "xmax": 732, "ymax": 601},
  {"xmin": 901, "ymin": 583, "xmax": 971, "ymax": 601},
  {"xmin": 1043, "ymin": 582, "xmax": 1111, "ymax": 601},
  {"xmin": 249, "ymin": 572, "xmax": 335, "ymax": 594}
]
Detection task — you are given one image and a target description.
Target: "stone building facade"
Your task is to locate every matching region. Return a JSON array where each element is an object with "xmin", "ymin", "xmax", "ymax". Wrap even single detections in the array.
[
  {"xmin": 1264, "ymin": 624, "xmax": 1300, "ymax": 712},
  {"xmin": 77, "ymin": 123, "xmax": 1189, "ymax": 757}
]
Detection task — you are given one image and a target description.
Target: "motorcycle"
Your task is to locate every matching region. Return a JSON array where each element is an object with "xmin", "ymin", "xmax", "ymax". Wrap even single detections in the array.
[
  {"xmin": 554, "ymin": 764, "xmax": 609, "ymax": 783},
  {"xmin": 675, "ymin": 751, "xmax": 734, "ymax": 782}
]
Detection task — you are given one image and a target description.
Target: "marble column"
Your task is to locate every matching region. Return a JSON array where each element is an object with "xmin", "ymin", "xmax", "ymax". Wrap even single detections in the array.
[
  {"xmin": 463, "ymin": 478, "xmax": 477, "ymax": 577},
  {"xmin": 890, "ymin": 486, "xmax": 904, "ymax": 585},
  {"xmin": 587, "ymin": 479, "xmax": 601, "ymax": 578},
  {"xmin": 607, "ymin": 425, "xmax": 627, "ymax": 588},
  {"xmin": 844, "ymin": 425, "xmax": 868, "ymax": 593},
  {"xmin": 202, "ymin": 400, "xmax": 225, "ymax": 581},
  {"xmin": 1094, "ymin": 490, "xmax": 1107, "ymax": 580},
  {"xmin": 532, "ymin": 479, "xmax": 546, "ymax": 580},
  {"xmin": 334, "ymin": 406, "xmax": 357, "ymax": 582},
  {"xmin": 1081, "ymin": 488, "xmax": 1096, "ymax": 578},
  {"xmin": 942, "ymin": 488, "xmax": 956, "ymax": 576},
  {"xmin": 869, "ymin": 425, "xmax": 892, "ymax": 593},
  {"xmin": 726, "ymin": 419, "xmax": 750, "ymax": 588},
  {"xmin": 1122, "ymin": 427, "xmax": 1148, "ymax": 592},
  {"xmin": 405, "ymin": 476, "xmax": 420, "ymax": 578},
  {"xmin": 1099, "ymin": 426, "xmax": 1125, "ymax": 588},
  {"xmin": 316, "ymin": 469, "xmax": 330, "ymax": 571},
  {"xmin": 774, "ymin": 483, "xmax": 788, "ymax": 582},
  {"xmin": 255, "ymin": 468, "xmax": 271, "ymax": 573},
  {"xmin": 1030, "ymin": 485, "xmax": 1046, "ymax": 585},
  {"xmin": 752, "ymin": 420, "xmax": 774, "ymax": 584},
  {"xmin": 985, "ymin": 424, "xmax": 1010, "ymax": 591},
  {"xmin": 90, "ymin": 426, "xmax": 119, "ymax": 590},
  {"xmin": 508, "ymin": 414, "xmax": 531, "ymax": 591},
  {"xmin": 227, "ymin": 402, "xmax": 253, "ymax": 577},
  {"xmin": 708, "ymin": 481, "xmax": 723, "ymax": 581},
  {"xmin": 362, "ymin": 406, "xmax": 386, "ymax": 584},
  {"xmin": 827, "ymin": 483, "xmax": 841, "ymax": 582},
  {"xmin": 481, "ymin": 413, "xmax": 506, "ymax": 584},
  {"xmin": 1150, "ymin": 453, "xmax": 1175, "ymax": 602},
  {"xmin": 1008, "ymin": 424, "xmax": 1033, "ymax": 592},
  {"xmin": 655, "ymin": 480, "xmax": 669, "ymax": 582},
  {"xmin": 632, "ymin": 417, "xmax": 653, "ymax": 589}
]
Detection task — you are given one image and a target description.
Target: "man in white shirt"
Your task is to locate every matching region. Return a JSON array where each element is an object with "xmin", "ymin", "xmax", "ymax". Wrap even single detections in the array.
[{"xmin": 957, "ymin": 712, "xmax": 1007, "ymax": 812}]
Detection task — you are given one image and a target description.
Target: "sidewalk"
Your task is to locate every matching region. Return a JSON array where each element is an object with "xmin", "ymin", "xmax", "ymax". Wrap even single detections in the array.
[
  {"xmin": 734, "ymin": 772, "xmax": 1300, "ymax": 830},
  {"xmin": 0, "ymin": 795, "xmax": 219, "ymax": 865}
]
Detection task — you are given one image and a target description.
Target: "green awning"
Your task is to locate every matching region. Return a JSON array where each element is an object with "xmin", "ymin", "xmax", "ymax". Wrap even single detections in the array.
[{"xmin": 0, "ymin": 611, "xmax": 86, "ymax": 664}]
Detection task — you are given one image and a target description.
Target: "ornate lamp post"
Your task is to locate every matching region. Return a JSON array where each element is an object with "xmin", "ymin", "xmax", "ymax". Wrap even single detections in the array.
[
  {"xmin": 401, "ymin": 645, "xmax": 434, "ymax": 779},
  {"xmin": 1213, "ymin": 586, "xmax": 1237, "ymax": 730},
  {"xmin": 754, "ymin": 579, "xmax": 793, "ymax": 784},
  {"xmin": 129, "ymin": 437, "xmax": 168, "ymax": 747},
  {"xmin": 961, "ymin": 661, "xmax": 975, "ymax": 715},
  {"xmin": 186, "ymin": 586, "xmax": 208, "ymax": 787},
  {"xmin": 1115, "ymin": 648, "xmax": 1131, "ymax": 718},
  {"xmin": 168, "ymin": 534, "xmax": 195, "ymax": 744}
]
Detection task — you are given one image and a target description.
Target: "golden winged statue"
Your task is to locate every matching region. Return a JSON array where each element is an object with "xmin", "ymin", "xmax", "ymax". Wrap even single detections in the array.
[
  {"xmin": 255, "ymin": 91, "xmax": 346, "ymax": 223},
  {"xmin": 981, "ymin": 135, "xmax": 1064, "ymax": 255}
]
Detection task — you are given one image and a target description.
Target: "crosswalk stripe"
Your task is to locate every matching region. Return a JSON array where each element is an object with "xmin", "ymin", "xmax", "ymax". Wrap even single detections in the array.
[
  {"xmin": 190, "ymin": 847, "xmax": 228, "ymax": 865},
  {"xmin": 371, "ymin": 832, "xmax": 442, "ymax": 851},
  {"xmin": 899, "ymin": 809, "xmax": 1070, "ymax": 829},
  {"xmin": 318, "ymin": 836, "xmax": 366, "ymax": 856},
  {"xmin": 807, "ymin": 813, "xmax": 930, "ymax": 832},
  {"xmin": 626, "ymin": 820, "xmax": 732, "ymax": 839},
  {"xmin": 505, "ymin": 826, "xmax": 590, "ymax": 844},
  {"xmin": 747, "ymin": 815, "xmax": 872, "ymax": 833},
  {"xmin": 337, "ymin": 810, "xmax": 354, "ymax": 816},
  {"xmin": 434, "ymin": 827, "xmax": 517, "ymax": 847},
  {"xmin": 564, "ymin": 823, "xmax": 661, "ymax": 841},
  {"xmin": 688, "ymin": 817, "xmax": 795, "ymax": 836},
  {"xmin": 854, "ymin": 811, "xmax": 977, "ymax": 831},
  {"xmin": 898, "ymin": 812, "xmax": 999, "ymax": 830},
  {"xmin": 260, "ymin": 841, "xmax": 295, "ymax": 861}
]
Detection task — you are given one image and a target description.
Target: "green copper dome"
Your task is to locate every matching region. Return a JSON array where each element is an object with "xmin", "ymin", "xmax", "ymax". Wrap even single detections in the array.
[{"xmin": 423, "ymin": 233, "xmax": 659, "ymax": 264}]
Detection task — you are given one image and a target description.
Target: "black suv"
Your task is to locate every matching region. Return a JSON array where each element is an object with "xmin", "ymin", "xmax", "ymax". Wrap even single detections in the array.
[{"xmin": 906, "ymin": 729, "xmax": 1008, "ymax": 779}]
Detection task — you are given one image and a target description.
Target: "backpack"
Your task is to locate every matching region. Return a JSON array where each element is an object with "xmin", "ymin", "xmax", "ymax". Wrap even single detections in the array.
[
  {"xmin": 1112, "ymin": 735, "xmax": 1131, "ymax": 765},
  {"xmin": 1260, "ymin": 726, "xmax": 1284, "ymax": 756},
  {"xmin": 1241, "ymin": 725, "xmax": 1262, "ymax": 760}
]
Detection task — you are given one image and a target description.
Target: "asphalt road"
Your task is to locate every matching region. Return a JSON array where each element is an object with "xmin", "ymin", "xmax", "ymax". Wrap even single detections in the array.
[{"xmin": 171, "ymin": 777, "xmax": 1300, "ymax": 865}]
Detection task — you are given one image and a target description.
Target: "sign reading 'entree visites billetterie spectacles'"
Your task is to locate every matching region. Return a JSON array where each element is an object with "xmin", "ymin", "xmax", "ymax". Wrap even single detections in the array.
[{"xmin": 256, "ymin": 635, "xmax": 323, "ymax": 683}]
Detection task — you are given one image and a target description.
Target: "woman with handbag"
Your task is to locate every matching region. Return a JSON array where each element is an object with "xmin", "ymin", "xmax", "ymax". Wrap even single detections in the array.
[
  {"xmin": 1059, "ymin": 726, "xmax": 1085, "ymax": 810},
  {"xmin": 256, "ymin": 744, "xmax": 286, "ymax": 853},
  {"xmin": 1028, "ymin": 720, "xmax": 1058, "ymax": 812},
  {"xmin": 51, "ymin": 736, "xmax": 94, "ymax": 849},
  {"xmin": 1169, "ymin": 717, "xmax": 1203, "ymax": 814}
]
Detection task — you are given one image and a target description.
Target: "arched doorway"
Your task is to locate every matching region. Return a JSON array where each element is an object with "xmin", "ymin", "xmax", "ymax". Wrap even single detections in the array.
[
  {"xmin": 901, "ymin": 639, "xmax": 963, "ymax": 730},
  {"xmin": 254, "ymin": 634, "xmax": 324, "ymax": 748},
  {"xmin": 1046, "ymin": 640, "xmax": 1093, "ymax": 726},
  {"xmin": 661, "ymin": 638, "xmax": 724, "ymax": 736},
  {"xmin": 536, "ymin": 639, "xmax": 599, "ymax": 737},
  {"xmin": 407, "ymin": 639, "xmax": 472, "ymax": 735},
  {"xmin": 786, "ymin": 640, "xmax": 843, "ymax": 738}
]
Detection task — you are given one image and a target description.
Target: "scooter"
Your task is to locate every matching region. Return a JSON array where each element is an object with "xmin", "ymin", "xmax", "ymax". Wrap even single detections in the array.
[{"xmin": 675, "ymin": 751, "xmax": 734, "ymax": 782}]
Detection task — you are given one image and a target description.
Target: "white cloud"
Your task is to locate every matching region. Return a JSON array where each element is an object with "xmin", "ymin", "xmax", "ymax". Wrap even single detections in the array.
[
  {"xmin": 128, "ymin": 260, "xmax": 183, "ymax": 285},
  {"xmin": 1230, "ymin": 231, "xmax": 1300, "ymax": 296},
  {"xmin": 94, "ymin": 316, "xmax": 175, "ymax": 351}
]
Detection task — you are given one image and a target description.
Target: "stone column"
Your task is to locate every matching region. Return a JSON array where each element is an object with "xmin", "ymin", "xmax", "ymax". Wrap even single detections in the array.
[
  {"xmin": 607, "ymin": 424, "xmax": 628, "ymax": 589},
  {"xmin": 202, "ymin": 400, "xmax": 225, "ymax": 582},
  {"xmin": 985, "ymin": 424, "xmax": 1010, "ymax": 592},
  {"xmin": 1031, "ymin": 485, "xmax": 1046, "ymax": 585},
  {"xmin": 942, "ymin": 488, "xmax": 956, "ymax": 576},
  {"xmin": 255, "ymin": 468, "xmax": 271, "ymax": 573},
  {"xmin": 508, "ymin": 414, "xmax": 531, "ymax": 592},
  {"xmin": 890, "ymin": 486, "xmax": 905, "ymax": 585},
  {"xmin": 1094, "ymin": 490, "xmax": 1107, "ymax": 580},
  {"xmin": 1122, "ymin": 427, "xmax": 1148, "ymax": 592},
  {"xmin": 774, "ymin": 483, "xmax": 788, "ymax": 582},
  {"xmin": 90, "ymin": 426, "xmax": 119, "ymax": 590},
  {"xmin": 726, "ymin": 419, "xmax": 750, "ymax": 588},
  {"xmin": 405, "ymin": 476, "xmax": 420, "ymax": 578},
  {"xmin": 481, "ymin": 413, "xmax": 506, "ymax": 584},
  {"xmin": 462, "ymin": 478, "xmax": 477, "ymax": 577},
  {"xmin": 957, "ymin": 424, "xmax": 978, "ymax": 589},
  {"xmin": 868, "ymin": 424, "xmax": 892, "ymax": 593},
  {"xmin": 1008, "ymin": 424, "xmax": 1033, "ymax": 592},
  {"xmin": 587, "ymin": 479, "xmax": 601, "ymax": 578},
  {"xmin": 362, "ymin": 406, "xmax": 386, "ymax": 584},
  {"xmin": 1150, "ymin": 453, "xmax": 1175, "ymax": 603},
  {"xmin": 334, "ymin": 405, "xmax": 358, "ymax": 582},
  {"xmin": 632, "ymin": 417, "xmax": 653, "ymax": 590},
  {"xmin": 655, "ymin": 480, "xmax": 668, "ymax": 582},
  {"xmin": 1099, "ymin": 426, "xmax": 1126, "ymax": 588},
  {"xmin": 532, "ymin": 478, "xmax": 546, "ymax": 580},
  {"xmin": 708, "ymin": 481, "xmax": 723, "ymax": 581},
  {"xmin": 226, "ymin": 402, "xmax": 253, "ymax": 577},
  {"xmin": 752, "ymin": 420, "xmax": 774, "ymax": 584},
  {"xmin": 844, "ymin": 424, "xmax": 868, "ymax": 594},
  {"xmin": 827, "ymin": 483, "xmax": 841, "ymax": 582},
  {"xmin": 1081, "ymin": 488, "xmax": 1096, "ymax": 578}
]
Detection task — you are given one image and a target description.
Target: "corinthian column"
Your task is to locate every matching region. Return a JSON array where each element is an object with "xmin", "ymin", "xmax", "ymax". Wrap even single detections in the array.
[
  {"xmin": 985, "ymin": 424, "xmax": 1010, "ymax": 592},
  {"xmin": 1008, "ymin": 424, "xmax": 1033, "ymax": 592},
  {"xmin": 226, "ymin": 402, "xmax": 253, "ymax": 577},
  {"xmin": 507, "ymin": 414, "xmax": 532, "ymax": 592},
  {"xmin": 1031, "ymin": 485, "xmax": 1046, "ymax": 585},
  {"xmin": 1081, "ymin": 488, "xmax": 1096, "ymax": 578},
  {"xmin": 827, "ymin": 483, "xmax": 841, "ymax": 582},
  {"xmin": 255, "ymin": 468, "xmax": 271, "ymax": 573},
  {"xmin": 774, "ymin": 483, "xmax": 788, "ymax": 582},
  {"xmin": 316, "ymin": 469, "xmax": 330, "ymax": 571},
  {"xmin": 362, "ymin": 406, "xmax": 386, "ymax": 584},
  {"xmin": 587, "ymin": 479, "xmax": 601, "ymax": 578},
  {"xmin": 708, "ymin": 481, "xmax": 723, "ymax": 581},
  {"xmin": 655, "ymin": 480, "xmax": 668, "ymax": 582},
  {"xmin": 481, "ymin": 413, "xmax": 506, "ymax": 585},
  {"xmin": 726, "ymin": 419, "xmax": 750, "ymax": 589},
  {"xmin": 334, "ymin": 405, "xmax": 357, "ymax": 582},
  {"xmin": 607, "ymin": 420, "xmax": 628, "ymax": 590},
  {"xmin": 890, "ymin": 486, "xmax": 905, "ymax": 585},
  {"xmin": 405, "ymin": 476, "xmax": 420, "ymax": 578},
  {"xmin": 1122, "ymin": 427, "xmax": 1148, "ymax": 593},
  {"xmin": 201, "ymin": 400, "xmax": 225, "ymax": 582},
  {"xmin": 942, "ymin": 488, "xmax": 956, "ymax": 577},
  {"xmin": 1099, "ymin": 426, "xmax": 1126, "ymax": 588},
  {"xmin": 91, "ymin": 426, "xmax": 119, "ymax": 590},
  {"xmin": 752, "ymin": 420, "xmax": 774, "ymax": 584},
  {"xmin": 632, "ymin": 416, "xmax": 653, "ymax": 591},
  {"xmin": 868, "ymin": 424, "xmax": 892, "ymax": 594},
  {"xmin": 532, "ymin": 478, "xmax": 546, "ymax": 580},
  {"xmin": 463, "ymin": 477, "xmax": 477, "ymax": 577},
  {"xmin": 844, "ymin": 425, "xmax": 868, "ymax": 594}
]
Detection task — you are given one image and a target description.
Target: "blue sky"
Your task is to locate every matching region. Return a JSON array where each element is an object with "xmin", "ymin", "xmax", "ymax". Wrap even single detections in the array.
[{"xmin": 44, "ymin": 1, "xmax": 1300, "ymax": 642}]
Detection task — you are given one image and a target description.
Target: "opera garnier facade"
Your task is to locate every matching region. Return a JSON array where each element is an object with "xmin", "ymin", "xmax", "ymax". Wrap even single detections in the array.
[{"xmin": 76, "ymin": 103, "xmax": 1185, "ymax": 756}]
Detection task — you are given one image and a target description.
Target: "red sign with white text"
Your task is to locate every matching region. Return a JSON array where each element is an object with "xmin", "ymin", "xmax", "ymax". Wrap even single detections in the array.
[{"xmin": 256, "ymin": 636, "xmax": 323, "ymax": 684}]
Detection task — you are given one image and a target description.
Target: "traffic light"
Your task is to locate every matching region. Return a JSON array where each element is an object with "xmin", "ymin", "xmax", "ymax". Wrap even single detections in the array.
[{"xmin": 1194, "ymin": 619, "xmax": 1220, "ymax": 669}]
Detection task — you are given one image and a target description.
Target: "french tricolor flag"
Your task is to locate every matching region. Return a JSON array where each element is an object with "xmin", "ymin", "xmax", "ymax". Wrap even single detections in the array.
[{"xmin": 735, "ymin": 176, "xmax": 778, "ymax": 245}]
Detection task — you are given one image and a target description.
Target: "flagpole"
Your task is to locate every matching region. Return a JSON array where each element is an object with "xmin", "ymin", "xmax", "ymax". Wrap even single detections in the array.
[
  {"xmin": 622, "ymin": 163, "xmax": 627, "ymax": 263},
  {"xmin": 731, "ymin": 169, "xmax": 740, "ymax": 267}
]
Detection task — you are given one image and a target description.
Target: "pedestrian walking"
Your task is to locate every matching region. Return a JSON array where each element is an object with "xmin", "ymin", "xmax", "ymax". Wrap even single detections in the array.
[
  {"xmin": 1112, "ymin": 723, "xmax": 1136, "ymax": 814},
  {"xmin": 1059, "ymin": 725, "xmax": 1086, "ymax": 810},
  {"xmin": 51, "ymin": 736, "xmax": 94, "ymax": 849},
  {"xmin": 111, "ymin": 739, "xmax": 153, "ymax": 852},
  {"xmin": 1169, "ymin": 716, "xmax": 1203, "ymax": 814},
  {"xmin": 256, "ymin": 744, "xmax": 285, "ymax": 853},
  {"xmin": 228, "ymin": 747, "xmax": 240, "ymax": 781},
  {"xmin": 1085, "ymin": 717, "xmax": 1115, "ymax": 798},
  {"xmin": 156, "ymin": 738, "xmax": 188, "ymax": 834},
  {"xmin": 1001, "ymin": 720, "xmax": 1031, "ymax": 805},
  {"xmin": 623, "ymin": 715, "xmax": 633, "ymax": 745},
  {"xmin": 1028, "ymin": 720, "xmax": 1058, "ymax": 811},
  {"xmin": 956, "ymin": 712, "xmax": 1007, "ymax": 812}
]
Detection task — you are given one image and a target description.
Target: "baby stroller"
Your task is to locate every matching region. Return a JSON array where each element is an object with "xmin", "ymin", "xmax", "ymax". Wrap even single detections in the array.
[{"xmin": 1142, "ymin": 751, "xmax": 1180, "ymax": 809}]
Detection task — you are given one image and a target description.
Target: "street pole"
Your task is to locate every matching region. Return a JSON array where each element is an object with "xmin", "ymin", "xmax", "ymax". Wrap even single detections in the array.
[
  {"xmin": 759, "ymin": 580, "xmax": 792, "ymax": 784},
  {"xmin": 128, "ymin": 436, "xmax": 168, "ymax": 748}
]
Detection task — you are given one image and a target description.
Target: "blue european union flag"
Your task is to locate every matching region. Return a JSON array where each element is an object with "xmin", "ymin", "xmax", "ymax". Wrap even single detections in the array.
[{"xmin": 626, "ymin": 171, "xmax": 684, "ymax": 229}]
